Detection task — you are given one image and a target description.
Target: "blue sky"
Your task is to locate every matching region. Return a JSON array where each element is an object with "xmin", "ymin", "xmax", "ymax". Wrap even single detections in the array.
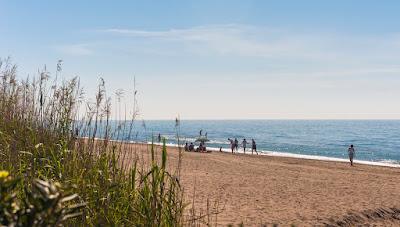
[{"xmin": 1, "ymin": 0, "xmax": 400, "ymax": 119}]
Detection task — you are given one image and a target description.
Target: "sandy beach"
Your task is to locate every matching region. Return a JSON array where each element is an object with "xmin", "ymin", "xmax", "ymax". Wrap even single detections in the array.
[{"xmin": 114, "ymin": 142, "xmax": 400, "ymax": 226}]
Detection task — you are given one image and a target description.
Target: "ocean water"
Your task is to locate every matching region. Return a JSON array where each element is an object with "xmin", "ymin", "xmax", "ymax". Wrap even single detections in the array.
[{"xmin": 97, "ymin": 120, "xmax": 400, "ymax": 166}]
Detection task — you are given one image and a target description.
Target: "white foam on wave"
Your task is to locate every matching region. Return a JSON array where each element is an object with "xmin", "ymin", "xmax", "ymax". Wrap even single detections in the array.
[{"xmin": 262, "ymin": 151, "xmax": 400, "ymax": 168}]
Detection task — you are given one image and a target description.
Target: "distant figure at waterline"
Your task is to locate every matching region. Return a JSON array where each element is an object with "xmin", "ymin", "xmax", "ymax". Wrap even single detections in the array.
[
  {"xmin": 242, "ymin": 139, "xmax": 247, "ymax": 153},
  {"xmin": 348, "ymin": 144, "xmax": 355, "ymax": 166},
  {"xmin": 228, "ymin": 138, "xmax": 234, "ymax": 153},
  {"xmin": 252, "ymin": 139, "xmax": 258, "ymax": 155},
  {"xmin": 234, "ymin": 138, "xmax": 239, "ymax": 151}
]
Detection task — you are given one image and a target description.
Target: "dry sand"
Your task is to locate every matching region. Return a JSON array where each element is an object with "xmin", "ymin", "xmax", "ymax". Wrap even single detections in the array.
[{"xmin": 117, "ymin": 142, "xmax": 400, "ymax": 226}]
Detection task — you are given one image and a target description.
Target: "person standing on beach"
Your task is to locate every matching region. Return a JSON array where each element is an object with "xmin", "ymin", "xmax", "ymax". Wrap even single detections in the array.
[
  {"xmin": 234, "ymin": 138, "xmax": 239, "ymax": 151},
  {"xmin": 228, "ymin": 138, "xmax": 234, "ymax": 153},
  {"xmin": 251, "ymin": 139, "xmax": 258, "ymax": 155},
  {"xmin": 158, "ymin": 133, "xmax": 161, "ymax": 143},
  {"xmin": 348, "ymin": 144, "xmax": 355, "ymax": 166},
  {"xmin": 242, "ymin": 139, "xmax": 247, "ymax": 153}
]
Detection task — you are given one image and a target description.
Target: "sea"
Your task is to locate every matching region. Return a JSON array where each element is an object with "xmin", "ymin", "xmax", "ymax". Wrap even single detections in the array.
[{"xmin": 94, "ymin": 120, "xmax": 400, "ymax": 167}]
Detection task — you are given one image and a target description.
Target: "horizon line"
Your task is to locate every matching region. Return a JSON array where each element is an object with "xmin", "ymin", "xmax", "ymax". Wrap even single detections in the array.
[{"xmin": 109, "ymin": 118, "xmax": 400, "ymax": 121}]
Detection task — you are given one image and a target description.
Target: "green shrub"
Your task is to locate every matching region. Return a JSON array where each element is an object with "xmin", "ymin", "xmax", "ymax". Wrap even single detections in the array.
[{"xmin": 0, "ymin": 172, "xmax": 85, "ymax": 226}]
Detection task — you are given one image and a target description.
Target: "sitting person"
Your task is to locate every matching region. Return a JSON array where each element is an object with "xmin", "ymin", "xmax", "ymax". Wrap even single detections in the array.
[
  {"xmin": 189, "ymin": 143, "xmax": 194, "ymax": 152},
  {"xmin": 197, "ymin": 143, "xmax": 204, "ymax": 152},
  {"xmin": 201, "ymin": 142, "xmax": 207, "ymax": 152}
]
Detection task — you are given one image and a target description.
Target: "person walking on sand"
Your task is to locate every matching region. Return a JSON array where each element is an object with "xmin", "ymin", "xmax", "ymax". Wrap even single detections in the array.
[
  {"xmin": 242, "ymin": 139, "xmax": 247, "ymax": 153},
  {"xmin": 251, "ymin": 139, "xmax": 258, "ymax": 155},
  {"xmin": 228, "ymin": 138, "xmax": 234, "ymax": 153},
  {"xmin": 234, "ymin": 138, "xmax": 239, "ymax": 151},
  {"xmin": 348, "ymin": 144, "xmax": 355, "ymax": 166}
]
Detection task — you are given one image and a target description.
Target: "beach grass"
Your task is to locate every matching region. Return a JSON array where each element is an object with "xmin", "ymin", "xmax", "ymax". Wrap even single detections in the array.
[{"xmin": 0, "ymin": 58, "xmax": 189, "ymax": 226}]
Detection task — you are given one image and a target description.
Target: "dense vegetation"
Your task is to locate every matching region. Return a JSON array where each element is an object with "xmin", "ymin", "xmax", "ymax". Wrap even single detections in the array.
[{"xmin": 0, "ymin": 58, "xmax": 187, "ymax": 226}]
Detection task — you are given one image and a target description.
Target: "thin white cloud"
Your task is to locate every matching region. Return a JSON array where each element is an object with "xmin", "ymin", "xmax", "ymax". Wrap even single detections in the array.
[
  {"xmin": 99, "ymin": 24, "xmax": 400, "ymax": 62},
  {"xmin": 54, "ymin": 43, "xmax": 93, "ymax": 56},
  {"xmin": 100, "ymin": 25, "xmax": 324, "ymax": 58},
  {"xmin": 102, "ymin": 24, "xmax": 259, "ymax": 41}
]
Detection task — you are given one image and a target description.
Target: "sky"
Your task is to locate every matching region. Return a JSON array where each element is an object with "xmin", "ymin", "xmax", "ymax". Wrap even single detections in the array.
[{"xmin": 1, "ymin": 0, "xmax": 400, "ymax": 120}]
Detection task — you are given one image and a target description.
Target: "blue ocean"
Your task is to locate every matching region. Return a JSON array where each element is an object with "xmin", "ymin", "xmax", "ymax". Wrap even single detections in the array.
[{"xmin": 100, "ymin": 120, "xmax": 400, "ymax": 166}]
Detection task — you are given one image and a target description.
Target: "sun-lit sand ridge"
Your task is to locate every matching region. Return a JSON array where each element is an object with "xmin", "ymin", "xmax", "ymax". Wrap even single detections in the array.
[{"xmin": 115, "ymin": 142, "xmax": 400, "ymax": 226}]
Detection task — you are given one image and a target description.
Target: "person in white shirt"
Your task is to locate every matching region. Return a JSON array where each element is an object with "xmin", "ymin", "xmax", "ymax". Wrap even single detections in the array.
[
  {"xmin": 348, "ymin": 144, "xmax": 355, "ymax": 166},
  {"xmin": 242, "ymin": 139, "xmax": 247, "ymax": 153}
]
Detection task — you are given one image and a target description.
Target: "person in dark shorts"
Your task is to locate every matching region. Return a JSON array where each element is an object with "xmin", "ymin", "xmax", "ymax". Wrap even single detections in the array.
[
  {"xmin": 234, "ymin": 138, "xmax": 239, "ymax": 151},
  {"xmin": 348, "ymin": 144, "xmax": 355, "ymax": 166},
  {"xmin": 251, "ymin": 139, "xmax": 258, "ymax": 155},
  {"xmin": 242, "ymin": 139, "xmax": 247, "ymax": 153}
]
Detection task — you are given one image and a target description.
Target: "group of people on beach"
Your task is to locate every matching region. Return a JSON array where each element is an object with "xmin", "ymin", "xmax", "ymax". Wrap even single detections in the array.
[
  {"xmin": 161, "ymin": 131, "xmax": 357, "ymax": 167},
  {"xmin": 184, "ymin": 141, "xmax": 208, "ymax": 152},
  {"xmin": 227, "ymin": 138, "xmax": 258, "ymax": 155}
]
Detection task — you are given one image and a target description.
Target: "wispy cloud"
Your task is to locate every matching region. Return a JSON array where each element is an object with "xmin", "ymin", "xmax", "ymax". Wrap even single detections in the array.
[
  {"xmin": 100, "ymin": 25, "xmax": 320, "ymax": 58},
  {"xmin": 98, "ymin": 24, "xmax": 400, "ymax": 63},
  {"xmin": 54, "ymin": 43, "xmax": 93, "ymax": 56},
  {"xmin": 102, "ymin": 24, "xmax": 257, "ymax": 41},
  {"xmin": 57, "ymin": 24, "xmax": 400, "ymax": 71}
]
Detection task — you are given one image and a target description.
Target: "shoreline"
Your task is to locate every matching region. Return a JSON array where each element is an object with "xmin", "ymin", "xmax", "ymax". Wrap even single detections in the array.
[
  {"xmin": 142, "ymin": 141, "xmax": 400, "ymax": 168},
  {"xmin": 84, "ymin": 137, "xmax": 400, "ymax": 168}
]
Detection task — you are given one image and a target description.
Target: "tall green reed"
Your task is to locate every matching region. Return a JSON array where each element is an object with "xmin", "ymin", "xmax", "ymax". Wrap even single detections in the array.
[{"xmin": 0, "ymin": 58, "xmax": 186, "ymax": 226}]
